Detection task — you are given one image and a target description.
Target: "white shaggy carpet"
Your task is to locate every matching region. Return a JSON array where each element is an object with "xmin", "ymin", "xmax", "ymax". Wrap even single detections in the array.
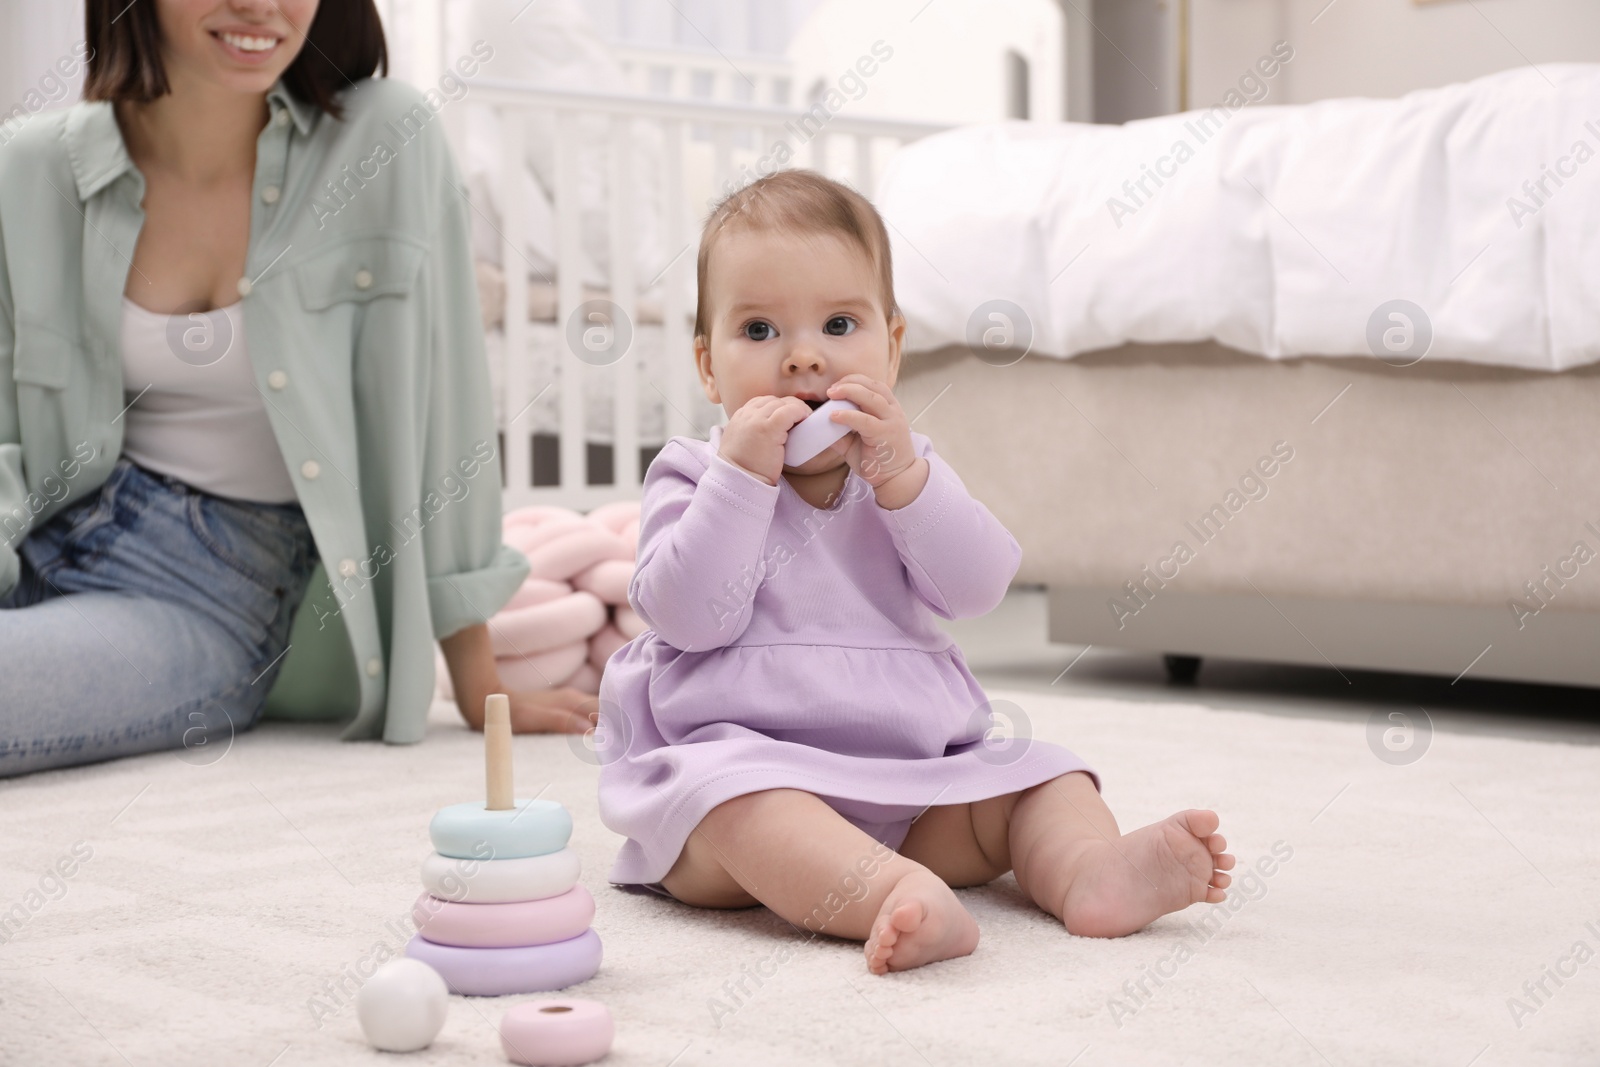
[{"xmin": 2, "ymin": 688, "xmax": 1597, "ymax": 1067}]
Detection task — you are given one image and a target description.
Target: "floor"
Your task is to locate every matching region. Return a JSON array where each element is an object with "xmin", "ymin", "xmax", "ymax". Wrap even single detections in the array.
[{"xmin": 5, "ymin": 587, "xmax": 1598, "ymax": 1066}]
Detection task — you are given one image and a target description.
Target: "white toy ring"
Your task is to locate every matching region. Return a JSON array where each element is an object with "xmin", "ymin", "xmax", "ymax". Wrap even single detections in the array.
[{"xmin": 420, "ymin": 848, "xmax": 581, "ymax": 904}]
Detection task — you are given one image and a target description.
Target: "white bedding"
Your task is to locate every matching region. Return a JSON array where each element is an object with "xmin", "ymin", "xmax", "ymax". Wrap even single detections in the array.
[{"xmin": 877, "ymin": 64, "xmax": 1600, "ymax": 371}]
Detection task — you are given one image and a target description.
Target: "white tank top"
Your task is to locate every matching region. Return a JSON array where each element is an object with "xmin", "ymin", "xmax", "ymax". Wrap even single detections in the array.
[{"xmin": 119, "ymin": 297, "xmax": 299, "ymax": 504}]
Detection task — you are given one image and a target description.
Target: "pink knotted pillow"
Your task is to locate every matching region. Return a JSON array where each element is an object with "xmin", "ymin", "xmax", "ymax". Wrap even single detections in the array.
[{"xmin": 436, "ymin": 500, "xmax": 642, "ymax": 700}]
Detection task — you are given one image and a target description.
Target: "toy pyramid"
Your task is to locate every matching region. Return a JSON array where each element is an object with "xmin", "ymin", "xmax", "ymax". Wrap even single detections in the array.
[{"xmin": 405, "ymin": 695, "xmax": 602, "ymax": 996}]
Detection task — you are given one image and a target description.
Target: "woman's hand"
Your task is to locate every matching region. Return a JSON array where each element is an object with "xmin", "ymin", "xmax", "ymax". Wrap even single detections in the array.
[
  {"xmin": 506, "ymin": 687, "xmax": 598, "ymax": 734},
  {"xmin": 458, "ymin": 682, "xmax": 597, "ymax": 735},
  {"xmin": 718, "ymin": 394, "xmax": 813, "ymax": 485},
  {"xmin": 443, "ymin": 623, "xmax": 596, "ymax": 735},
  {"xmin": 825, "ymin": 375, "xmax": 929, "ymax": 510}
]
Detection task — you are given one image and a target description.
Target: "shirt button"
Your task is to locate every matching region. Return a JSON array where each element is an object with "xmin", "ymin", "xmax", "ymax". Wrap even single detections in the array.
[
  {"xmin": 366, "ymin": 658, "xmax": 382, "ymax": 677},
  {"xmin": 300, "ymin": 460, "xmax": 320, "ymax": 480},
  {"xmin": 236, "ymin": 277, "xmax": 253, "ymax": 298},
  {"xmin": 275, "ymin": 108, "xmax": 290, "ymax": 127},
  {"xmin": 262, "ymin": 185, "xmax": 281, "ymax": 205},
  {"xmin": 354, "ymin": 269, "xmax": 373, "ymax": 291},
  {"xmin": 267, "ymin": 370, "xmax": 288, "ymax": 390},
  {"xmin": 338, "ymin": 558, "xmax": 358, "ymax": 578}
]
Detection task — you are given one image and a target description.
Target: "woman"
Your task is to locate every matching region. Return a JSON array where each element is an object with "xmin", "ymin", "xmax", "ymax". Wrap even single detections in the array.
[{"xmin": 0, "ymin": 0, "xmax": 593, "ymax": 778}]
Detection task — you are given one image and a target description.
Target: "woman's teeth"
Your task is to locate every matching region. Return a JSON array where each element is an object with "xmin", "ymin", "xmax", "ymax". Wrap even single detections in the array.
[{"xmin": 219, "ymin": 32, "xmax": 278, "ymax": 53}]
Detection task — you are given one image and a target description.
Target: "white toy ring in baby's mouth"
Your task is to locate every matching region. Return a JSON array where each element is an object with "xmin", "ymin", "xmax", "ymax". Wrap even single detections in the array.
[{"xmin": 784, "ymin": 398, "xmax": 859, "ymax": 467}]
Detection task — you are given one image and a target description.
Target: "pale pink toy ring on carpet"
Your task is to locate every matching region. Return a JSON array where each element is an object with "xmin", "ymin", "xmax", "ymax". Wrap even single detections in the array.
[{"xmin": 500, "ymin": 998, "xmax": 614, "ymax": 1067}]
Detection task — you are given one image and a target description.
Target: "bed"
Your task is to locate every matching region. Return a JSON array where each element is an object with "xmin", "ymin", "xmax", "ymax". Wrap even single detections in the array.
[
  {"xmin": 871, "ymin": 61, "xmax": 1600, "ymax": 686},
  {"xmin": 894, "ymin": 339, "xmax": 1600, "ymax": 687}
]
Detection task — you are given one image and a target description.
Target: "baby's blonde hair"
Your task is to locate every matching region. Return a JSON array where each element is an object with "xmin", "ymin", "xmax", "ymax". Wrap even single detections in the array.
[{"xmin": 694, "ymin": 169, "xmax": 897, "ymax": 342}]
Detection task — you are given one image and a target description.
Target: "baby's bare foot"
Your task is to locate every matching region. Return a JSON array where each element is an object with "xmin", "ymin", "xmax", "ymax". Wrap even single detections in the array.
[
  {"xmin": 1056, "ymin": 809, "xmax": 1234, "ymax": 938},
  {"xmin": 863, "ymin": 868, "xmax": 979, "ymax": 975}
]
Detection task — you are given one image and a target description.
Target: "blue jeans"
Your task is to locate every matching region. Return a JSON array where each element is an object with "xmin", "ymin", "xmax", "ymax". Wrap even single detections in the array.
[{"xmin": 0, "ymin": 457, "xmax": 319, "ymax": 777}]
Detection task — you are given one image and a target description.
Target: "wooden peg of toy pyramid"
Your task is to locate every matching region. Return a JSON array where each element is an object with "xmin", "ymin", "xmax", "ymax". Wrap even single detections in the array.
[{"xmin": 484, "ymin": 693, "xmax": 514, "ymax": 811}]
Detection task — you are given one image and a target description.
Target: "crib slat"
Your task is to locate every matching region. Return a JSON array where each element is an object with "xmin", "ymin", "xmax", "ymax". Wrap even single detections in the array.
[
  {"xmin": 712, "ymin": 123, "xmax": 733, "ymax": 203},
  {"xmin": 761, "ymin": 127, "xmax": 785, "ymax": 179},
  {"xmin": 660, "ymin": 118, "xmax": 695, "ymax": 444},
  {"xmin": 553, "ymin": 110, "xmax": 584, "ymax": 493},
  {"xmin": 855, "ymin": 134, "xmax": 874, "ymax": 199},
  {"xmin": 803, "ymin": 129, "xmax": 824, "ymax": 174},
  {"xmin": 499, "ymin": 108, "xmax": 531, "ymax": 504},
  {"xmin": 609, "ymin": 115, "xmax": 639, "ymax": 491}
]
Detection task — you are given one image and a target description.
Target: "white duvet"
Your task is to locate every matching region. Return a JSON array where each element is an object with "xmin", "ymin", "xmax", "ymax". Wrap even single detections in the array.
[{"xmin": 877, "ymin": 64, "xmax": 1600, "ymax": 371}]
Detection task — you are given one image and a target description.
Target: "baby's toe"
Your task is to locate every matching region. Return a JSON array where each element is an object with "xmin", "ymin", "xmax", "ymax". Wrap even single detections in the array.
[
  {"xmin": 1179, "ymin": 809, "xmax": 1220, "ymax": 840},
  {"xmin": 1207, "ymin": 833, "xmax": 1228, "ymax": 854},
  {"xmin": 889, "ymin": 901, "xmax": 923, "ymax": 936}
]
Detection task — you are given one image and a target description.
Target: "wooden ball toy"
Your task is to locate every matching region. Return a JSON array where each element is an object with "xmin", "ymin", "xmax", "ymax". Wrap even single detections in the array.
[{"xmin": 356, "ymin": 958, "xmax": 448, "ymax": 1052}]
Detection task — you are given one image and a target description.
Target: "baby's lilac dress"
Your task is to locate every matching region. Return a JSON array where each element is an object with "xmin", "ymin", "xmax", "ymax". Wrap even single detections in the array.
[{"xmin": 597, "ymin": 425, "xmax": 1097, "ymax": 888}]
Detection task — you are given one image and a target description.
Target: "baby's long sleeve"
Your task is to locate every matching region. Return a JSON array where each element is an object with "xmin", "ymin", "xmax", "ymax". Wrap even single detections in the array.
[
  {"xmin": 872, "ymin": 434, "xmax": 1022, "ymax": 620},
  {"xmin": 627, "ymin": 441, "xmax": 780, "ymax": 652}
]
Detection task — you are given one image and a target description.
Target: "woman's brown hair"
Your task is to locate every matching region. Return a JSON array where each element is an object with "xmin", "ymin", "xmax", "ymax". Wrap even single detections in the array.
[{"xmin": 83, "ymin": 0, "xmax": 388, "ymax": 119}]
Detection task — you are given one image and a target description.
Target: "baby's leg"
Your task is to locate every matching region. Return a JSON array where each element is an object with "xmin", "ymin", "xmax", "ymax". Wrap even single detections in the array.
[
  {"xmin": 659, "ymin": 788, "xmax": 978, "ymax": 974},
  {"xmin": 899, "ymin": 773, "xmax": 1234, "ymax": 936},
  {"xmin": 1003, "ymin": 772, "xmax": 1235, "ymax": 937}
]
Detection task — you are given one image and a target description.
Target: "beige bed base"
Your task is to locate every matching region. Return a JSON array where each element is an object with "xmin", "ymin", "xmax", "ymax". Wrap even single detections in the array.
[{"xmin": 895, "ymin": 341, "xmax": 1600, "ymax": 688}]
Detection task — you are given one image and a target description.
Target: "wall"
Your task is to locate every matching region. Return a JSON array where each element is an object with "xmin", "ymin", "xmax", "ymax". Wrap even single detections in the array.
[
  {"xmin": 0, "ymin": 1, "xmax": 85, "ymax": 125},
  {"xmin": 787, "ymin": 0, "xmax": 1065, "ymax": 126},
  {"xmin": 577, "ymin": 0, "xmax": 823, "ymax": 55},
  {"xmin": 1189, "ymin": 0, "xmax": 1600, "ymax": 107}
]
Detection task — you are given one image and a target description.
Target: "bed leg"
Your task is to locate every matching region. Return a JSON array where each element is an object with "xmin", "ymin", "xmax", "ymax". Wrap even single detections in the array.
[{"xmin": 1162, "ymin": 654, "xmax": 1202, "ymax": 685}]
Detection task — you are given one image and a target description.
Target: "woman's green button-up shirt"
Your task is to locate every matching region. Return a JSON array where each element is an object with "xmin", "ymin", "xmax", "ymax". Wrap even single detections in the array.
[{"xmin": 0, "ymin": 78, "xmax": 528, "ymax": 742}]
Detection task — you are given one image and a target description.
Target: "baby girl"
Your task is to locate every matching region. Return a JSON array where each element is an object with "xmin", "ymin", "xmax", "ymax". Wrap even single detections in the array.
[{"xmin": 596, "ymin": 169, "xmax": 1233, "ymax": 974}]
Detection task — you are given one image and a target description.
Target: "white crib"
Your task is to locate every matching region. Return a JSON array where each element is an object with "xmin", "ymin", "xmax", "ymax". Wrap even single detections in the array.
[{"xmin": 453, "ymin": 72, "xmax": 949, "ymax": 511}]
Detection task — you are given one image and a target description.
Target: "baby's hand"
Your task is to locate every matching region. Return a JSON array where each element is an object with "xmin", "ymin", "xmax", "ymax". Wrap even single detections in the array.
[
  {"xmin": 826, "ymin": 375, "xmax": 918, "ymax": 491},
  {"xmin": 719, "ymin": 394, "xmax": 812, "ymax": 486}
]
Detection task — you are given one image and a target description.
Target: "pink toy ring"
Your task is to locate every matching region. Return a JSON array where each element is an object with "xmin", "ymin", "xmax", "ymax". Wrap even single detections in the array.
[
  {"xmin": 404, "ymin": 928, "xmax": 602, "ymax": 997},
  {"xmin": 500, "ymin": 998, "xmax": 614, "ymax": 1067},
  {"xmin": 413, "ymin": 885, "xmax": 595, "ymax": 948}
]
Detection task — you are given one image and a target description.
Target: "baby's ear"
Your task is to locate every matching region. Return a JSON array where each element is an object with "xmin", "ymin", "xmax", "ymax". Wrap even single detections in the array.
[
  {"xmin": 693, "ymin": 335, "xmax": 720, "ymax": 403},
  {"xmin": 884, "ymin": 311, "xmax": 908, "ymax": 386}
]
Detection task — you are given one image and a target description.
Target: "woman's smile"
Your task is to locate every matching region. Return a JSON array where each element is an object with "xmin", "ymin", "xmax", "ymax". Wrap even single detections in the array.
[{"xmin": 209, "ymin": 26, "xmax": 285, "ymax": 65}]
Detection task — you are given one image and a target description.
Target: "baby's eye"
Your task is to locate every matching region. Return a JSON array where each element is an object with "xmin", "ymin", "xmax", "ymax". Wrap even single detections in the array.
[
  {"xmin": 824, "ymin": 316, "xmax": 856, "ymax": 336},
  {"xmin": 743, "ymin": 321, "xmax": 774, "ymax": 342}
]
